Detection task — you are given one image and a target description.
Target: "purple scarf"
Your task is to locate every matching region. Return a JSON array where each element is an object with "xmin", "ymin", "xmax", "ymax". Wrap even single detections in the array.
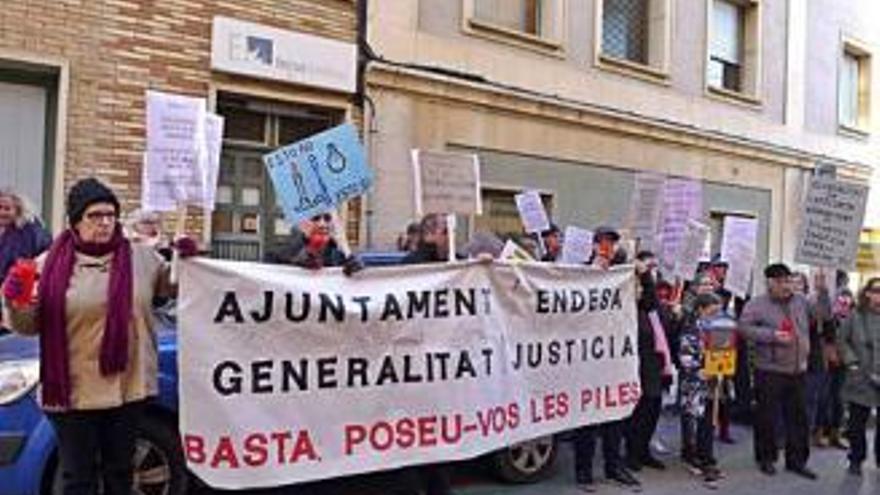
[{"xmin": 38, "ymin": 225, "xmax": 133, "ymax": 408}]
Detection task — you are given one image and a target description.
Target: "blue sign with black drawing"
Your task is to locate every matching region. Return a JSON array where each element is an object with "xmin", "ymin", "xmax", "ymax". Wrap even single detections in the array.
[{"xmin": 263, "ymin": 123, "xmax": 373, "ymax": 225}]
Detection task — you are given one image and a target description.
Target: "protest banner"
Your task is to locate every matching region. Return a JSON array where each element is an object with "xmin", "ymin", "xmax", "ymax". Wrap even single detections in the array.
[
  {"xmin": 560, "ymin": 226, "xmax": 593, "ymax": 265},
  {"xmin": 263, "ymin": 123, "xmax": 373, "ymax": 226},
  {"xmin": 659, "ymin": 178, "xmax": 703, "ymax": 273},
  {"xmin": 625, "ymin": 172, "xmax": 665, "ymax": 252},
  {"xmin": 178, "ymin": 260, "xmax": 639, "ymax": 488},
  {"xmin": 720, "ymin": 216, "xmax": 759, "ymax": 297},
  {"xmin": 514, "ymin": 190, "xmax": 551, "ymax": 234},
  {"xmin": 795, "ymin": 176, "xmax": 868, "ymax": 268},
  {"xmin": 412, "ymin": 150, "xmax": 482, "ymax": 216},
  {"xmin": 673, "ymin": 220, "xmax": 710, "ymax": 280}
]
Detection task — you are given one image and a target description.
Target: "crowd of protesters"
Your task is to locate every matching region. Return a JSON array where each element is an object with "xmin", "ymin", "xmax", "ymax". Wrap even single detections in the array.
[{"xmin": 2, "ymin": 179, "xmax": 880, "ymax": 494}]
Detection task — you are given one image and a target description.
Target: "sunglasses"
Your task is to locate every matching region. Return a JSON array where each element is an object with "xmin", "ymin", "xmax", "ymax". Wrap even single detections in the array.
[{"xmin": 310, "ymin": 214, "xmax": 332, "ymax": 223}]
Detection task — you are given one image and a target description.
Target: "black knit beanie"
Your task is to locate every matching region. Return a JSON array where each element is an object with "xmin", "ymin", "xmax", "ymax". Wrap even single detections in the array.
[{"xmin": 67, "ymin": 178, "xmax": 120, "ymax": 225}]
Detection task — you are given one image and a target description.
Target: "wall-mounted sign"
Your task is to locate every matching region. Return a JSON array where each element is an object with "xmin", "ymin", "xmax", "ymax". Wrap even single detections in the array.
[{"xmin": 211, "ymin": 17, "xmax": 357, "ymax": 93}]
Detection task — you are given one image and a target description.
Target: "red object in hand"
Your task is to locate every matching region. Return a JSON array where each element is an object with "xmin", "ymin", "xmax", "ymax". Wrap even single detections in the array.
[
  {"xmin": 779, "ymin": 317, "xmax": 795, "ymax": 336},
  {"xmin": 5, "ymin": 259, "xmax": 37, "ymax": 308},
  {"xmin": 306, "ymin": 233, "xmax": 330, "ymax": 254}
]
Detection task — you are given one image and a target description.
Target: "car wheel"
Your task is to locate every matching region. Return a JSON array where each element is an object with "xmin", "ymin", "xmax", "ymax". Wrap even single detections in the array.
[
  {"xmin": 134, "ymin": 416, "xmax": 188, "ymax": 495},
  {"xmin": 491, "ymin": 435, "xmax": 557, "ymax": 484}
]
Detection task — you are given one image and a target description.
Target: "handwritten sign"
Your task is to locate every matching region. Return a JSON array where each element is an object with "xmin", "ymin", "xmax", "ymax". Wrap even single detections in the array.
[
  {"xmin": 795, "ymin": 177, "xmax": 868, "ymax": 268},
  {"xmin": 659, "ymin": 178, "xmax": 703, "ymax": 273},
  {"xmin": 514, "ymin": 190, "xmax": 550, "ymax": 234},
  {"xmin": 263, "ymin": 123, "xmax": 373, "ymax": 225},
  {"xmin": 412, "ymin": 150, "xmax": 482, "ymax": 216},
  {"xmin": 626, "ymin": 172, "xmax": 665, "ymax": 251},
  {"xmin": 720, "ymin": 216, "xmax": 759, "ymax": 297},
  {"xmin": 673, "ymin": 220, "xmax": 710, "ymax": 280},
  {"xmin": 560, "ymin": 226, "xmax": 593, "ymax": 265},
  {"xmin": 143, "ymin": 90, "xmax": 213, "ymax": 211}
]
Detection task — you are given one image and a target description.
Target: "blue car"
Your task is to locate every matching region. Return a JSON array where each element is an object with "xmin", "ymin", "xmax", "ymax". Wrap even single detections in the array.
[{"xmin": 0, "ymin": 253, "xmax": 557, "ymax": 494}]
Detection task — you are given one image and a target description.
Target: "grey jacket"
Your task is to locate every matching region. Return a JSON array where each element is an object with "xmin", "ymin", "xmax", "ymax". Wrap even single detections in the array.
[
  {"xmin": 838, "ymin": 311, "xmax": 880, "ymax": 408},
  {"xmin": 739, "ymin": 291, "xmax": 830, "ymax": 375}
]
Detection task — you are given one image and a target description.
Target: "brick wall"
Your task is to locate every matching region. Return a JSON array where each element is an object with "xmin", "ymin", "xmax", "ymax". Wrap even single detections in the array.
[{"xmin": 0, "ymin": 0, "xmax": 357, "ymax": 212}]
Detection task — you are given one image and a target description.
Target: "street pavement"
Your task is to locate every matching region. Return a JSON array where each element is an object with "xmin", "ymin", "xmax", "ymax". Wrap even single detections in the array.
[{"xmin": 456, "ymin": 413, "xmax": 879, "ymax": 495}]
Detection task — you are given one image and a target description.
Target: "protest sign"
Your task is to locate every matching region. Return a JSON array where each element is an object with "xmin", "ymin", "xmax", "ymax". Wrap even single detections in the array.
[
  {"xmin": 673, "ymin": 220, "xmax": 710, "ymax": 280},
  {"xmin": 560, "ymin": 226, "xmax": 593, "ymax": 265},
  {"xmin": 720, "ymin": 216, "xmax": 759, "ymax": 297},
  {"xmin": 179, "ymin": 260, "xmax": 638, "ymax": 488},
  {"xmin": 500, "ymin": 240, "xmax": 536, "ymax": 261},
  {"xmin": 412, "ymin": 150, "xmax": 482, "ymax": 216},
  {"xmin": 263, "ymin": 123, "xmax": 373, "ymax": 225},
  {"xmin": 143, "ymin": 91, "xmax": 224, "ymax": 211},
  {"xmin": 659, "ymin": 178, "xmax": 703, "ymax": 273},
  {"xmin": 514, "ymin": 190, "xmax": 550, "ymax": 234},
  {"xmin": 143, "ymin": 91, "xmax": 206, "ymax": 211},
  {"xmin": 795, "ymin": 177, "xmax": 868, "ymax": 268},
  {"xmin": 626, "ymin": 172, "xmax": 665, "ymax": 251}
]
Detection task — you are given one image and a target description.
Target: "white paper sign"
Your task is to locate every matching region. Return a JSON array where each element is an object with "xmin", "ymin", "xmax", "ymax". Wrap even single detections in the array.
[
  {"xmin": 795, "ymin": 177, "xmax": 869, "ymax": 268},
  {"xmin": 660, "ymin": 178, "xmax": 703, "ymax": 273},
  {"xmin": 500, "ymin": 240, "xmax": 536, "ymax": 261},
  {"xmin": 673, "ymin": 220, "xmax": 710, "ymax": 280},
  {"xmin": 720, "ymin": 216, "xmax": 759, "ymax": 297},
  {"xmin": 178, "ymin": 260, "xmax": 638, "ymax": 488},
  {"xmin": 514, "ymin": 190, "xmax": 550, "ymax": 234},
  {"xmin": 626, "ymin": 172, "xmax": 666, "ymax": 251},
  {"xmin": 143, "ymin": 90, "xmax": 223, "ymax": 211},
  {"xmin": 560, "ymin": 226, "xmax": 593, "ymax": 265},
  {"xmin": 412, "ymin": 150, "xmax": 482, "ymax": 216}
]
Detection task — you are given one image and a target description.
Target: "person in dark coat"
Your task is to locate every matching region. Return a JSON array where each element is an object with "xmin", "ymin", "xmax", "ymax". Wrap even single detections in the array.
[
  {"xmin": 574, "ymin": 226, "xmax": 641, "ymax": 492},
  {"xmin": 625, "ymin": 254, "xmax": 669, "ymax": 472},
  {"xmin": 539, "ymin": 223, "xmax": 561, "ymax": 262},
  {"xmin": 0, "ymin": 188, "xmax": 51, "ymax": 286},
  {"xmin": 264, "ymin": 212, "xmax": 361, "ymax": 275},
  {"xmin": 838, "ymin": 277, "xmax": 880, "ymax": 476}
]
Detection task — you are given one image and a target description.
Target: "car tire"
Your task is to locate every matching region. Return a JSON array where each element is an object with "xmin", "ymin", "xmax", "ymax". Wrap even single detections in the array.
[
  {"xmin": 135, "ymin": 415, "xmax": 188, "ymax": 495},
  {"xmin": 491, "ymin": 435, "xmax": 558, "ymax": 484}
]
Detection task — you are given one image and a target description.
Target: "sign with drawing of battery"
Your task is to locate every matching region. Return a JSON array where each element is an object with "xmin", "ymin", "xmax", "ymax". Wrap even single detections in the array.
[{"xmin": 263, "ymin": 123, "xmax": 373, "ymax": 225}]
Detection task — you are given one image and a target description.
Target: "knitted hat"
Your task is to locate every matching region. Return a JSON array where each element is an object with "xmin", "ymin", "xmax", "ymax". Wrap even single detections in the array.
[
  {"xmin": 764, "ymin": 263, "xmax": 792, "ymax": 280},
  {"xmin": 67, "ymin": 178, "xmax": 119, "ymax": 225}
]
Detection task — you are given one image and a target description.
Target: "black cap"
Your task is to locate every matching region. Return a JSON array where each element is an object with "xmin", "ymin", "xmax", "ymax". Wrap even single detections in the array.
[
  {"xmin": 540, "ymin": 223, "xmax": 560, "ymax": 238},
  {"xmin": 67, "ymin": 178, "xmax": 119, "ymax": 225},
  {"xmin": 593, "ymin": 225, "xmax": 620, "ymax": 243},
  {"xmin": 764, "ymin": 262, "xmax": 792, "ymax": 279}
]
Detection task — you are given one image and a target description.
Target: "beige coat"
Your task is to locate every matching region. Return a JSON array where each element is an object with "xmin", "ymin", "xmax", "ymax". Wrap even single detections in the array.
[{"xmin": 2, "ymin": 244, "xmax": 170, "ymax": 411}]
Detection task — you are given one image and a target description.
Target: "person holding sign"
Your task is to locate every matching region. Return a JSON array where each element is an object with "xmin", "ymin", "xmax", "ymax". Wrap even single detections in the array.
[
  {"xmin": 739, "ymin": 263, "xmax": 830, "ymax": 480},
  {"xmin": 264, "ymin": 213, "xmax": 363, "ymax": 275},
  {"xmin": 1, "ymin": 178, "xmax": 196, "ymax": 495},
  {"xmin": 837, "ymin": 277, "xmax": 880, "ymax": 476},
  {"xmin": 539, "ymin": 224, "xmax": 562, "ymax": 262}
]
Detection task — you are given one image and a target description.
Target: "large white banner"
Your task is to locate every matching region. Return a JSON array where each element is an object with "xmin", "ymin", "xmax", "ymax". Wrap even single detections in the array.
[{"xmin": 178, "ymin": 260, "xmax": 639, "ymax": 489}]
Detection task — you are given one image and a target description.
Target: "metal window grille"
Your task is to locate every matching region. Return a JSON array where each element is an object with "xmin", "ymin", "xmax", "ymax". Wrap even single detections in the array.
[{"xmin": 602, "ymin": 0, "xmax": 648, "ymax": 64}]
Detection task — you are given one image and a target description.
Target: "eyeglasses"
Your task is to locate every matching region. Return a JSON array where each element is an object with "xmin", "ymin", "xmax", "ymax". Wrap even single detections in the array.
[
  {"xmin": 84, "ymin": 211, "xmax": 117, "ymax": 223},
  {"xmin": 310, "ymin": 214, "xmax": 332, "ymax": 223}
]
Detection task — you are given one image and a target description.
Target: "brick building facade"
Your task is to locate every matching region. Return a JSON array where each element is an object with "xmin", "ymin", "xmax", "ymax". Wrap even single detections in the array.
[{"xmin": 0, "ymin": 0, "xmax": 361, "ymax": 259}]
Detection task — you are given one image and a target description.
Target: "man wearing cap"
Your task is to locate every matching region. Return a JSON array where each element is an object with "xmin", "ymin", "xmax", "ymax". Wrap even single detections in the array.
[
  {"xmin": 739, "ymin": 263, "xmax": 831, "ymax": 479},
  {"xmin": 539, "ymin": 224, "xmax": 561, "ymax": 262}
]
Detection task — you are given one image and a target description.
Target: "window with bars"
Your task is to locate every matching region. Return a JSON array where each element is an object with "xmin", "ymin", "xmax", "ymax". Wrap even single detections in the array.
[
  {"xmin": 708, "ymin": 0, "xmax": 744, "ymax": 92},
  {"xmin": 473, "ymin": 0, "xmax": 542, "ymax": 36},
  {"xmin": 601, "ymin": 0, "xmax": 649, "ymax": 65},
  {"xmin": 839, "ymin": 47, "xmax": 871, "ymax": 132}
]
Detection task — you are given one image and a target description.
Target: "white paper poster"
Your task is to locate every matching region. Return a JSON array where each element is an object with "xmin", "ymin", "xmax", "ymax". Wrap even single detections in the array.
[
  {"xmin": 720, "ymin": 216, "xmax": 759, "ymax": 297},
  {"xmin": 659, "ymin": 178, "xmax": 703, "ymax": 273},
  {"xmin": 626, "ymin": 172, "xmax": 666, "ymax": 251},
  {"xmin": 795, "ymin": 177, "xmax": 869, "ymax": 268},
  {"xmin": 178, "ymin": 260, "xmax": 638, "ymax": 488},
  {"xmin": 514, "ymin": 190, "xmax": 550, "ymax": 234},
  {"xmin": 673, "ymin": 220, "xmax": 710, "ymax": 280},
  {"xmin": 412, "ymin": 150, "xmax": 482, "ymax": 216},
  {"xmin": 560, "ymin": 226, "xmax": 593, "ymax": 265}
]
